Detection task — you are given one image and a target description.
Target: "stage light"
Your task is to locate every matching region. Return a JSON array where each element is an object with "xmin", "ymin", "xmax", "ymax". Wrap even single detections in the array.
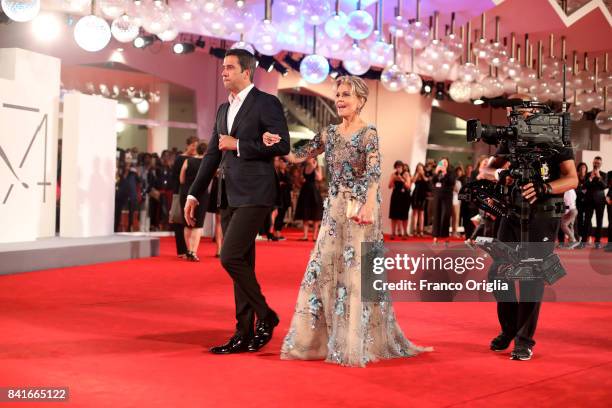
[
  {"xmin": 173, "ymin": 42, "xmax": 195, "ymax": 54},
  {"xmin": 274, "ymin": 62, "xmax": 288, "ymax": 76},
  {"xmin": 435, "ymin": 82, "xmax": 446, "ymax": 100},
  {"xmin": 209, "ymin": 47, "xmax": 226, "ymax": 59},
  {"xmin": 133, "ymin": 34, "xmax": 154, "ymax": 49},
  {"xmin": 330, "ymin": 70, "xmax": 339, "ymax": 79},
  {"xmin": 31, "ymin": 12, "xmax": 62, "ymax": 42},
  {"xmin": 421, "ymin": 80, "xmax": 434, "ymax": 95},
  {"xmin": 473, "ymin": 98, "xmax": 484, "ymax": 105},
  {"xmin": 195, "ymin": 36, "xmax": 205, "ymax": 48},
  {"xmin": 235, "ymin": 0, "xmax": 245, "ymax": 8},
  {"xmin": 257, "ymin": 55, "xmax": 275, "ymax": 72}
]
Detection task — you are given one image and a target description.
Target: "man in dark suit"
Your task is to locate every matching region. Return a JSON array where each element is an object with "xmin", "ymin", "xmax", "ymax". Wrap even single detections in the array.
[
  {"xmin": 606, "ymin": 170, "xmax": 612, "ymax": 252},
  {"xmin": 184, "ymin": 49, "xmax": 290, "ymax": 354},
  {"xmin": 584, "ymin": 156, "xmax": 607, "ymax": 249}
]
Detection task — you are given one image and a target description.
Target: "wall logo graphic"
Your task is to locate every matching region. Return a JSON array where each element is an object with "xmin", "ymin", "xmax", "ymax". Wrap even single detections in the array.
[{"xmin": 1, "ymin": 103, "xmax": 51, "ymax": 205}]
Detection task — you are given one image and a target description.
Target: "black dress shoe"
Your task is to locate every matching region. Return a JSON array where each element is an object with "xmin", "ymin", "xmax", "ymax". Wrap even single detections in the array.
[
  {"xmin": 210, "ymin": 334, "xmax": 251, "ymax": 354},
  {"xmin": 247, "ymin": 313, "xmax": 280, "ymax": 352},
  {"xmin": 490, "ymin": 333, "xmax": 513, "ymax": 352}
]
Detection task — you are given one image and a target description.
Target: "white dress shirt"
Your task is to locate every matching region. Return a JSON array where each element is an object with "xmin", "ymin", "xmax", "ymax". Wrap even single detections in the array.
[{"xmin": 186, "ymin": 84, "xmax": 255, "ymax": 205}]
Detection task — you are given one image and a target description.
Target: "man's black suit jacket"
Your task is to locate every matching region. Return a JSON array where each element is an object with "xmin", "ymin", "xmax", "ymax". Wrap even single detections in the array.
[{"xmin": 188, "ymin": 87, "xmax": 290, "ymax": 208}]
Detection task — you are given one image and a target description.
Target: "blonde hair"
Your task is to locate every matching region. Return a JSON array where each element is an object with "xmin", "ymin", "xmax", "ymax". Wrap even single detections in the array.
[{"xmin": 335, "ymin": 75, "xmax": 369, "ymax": 113}]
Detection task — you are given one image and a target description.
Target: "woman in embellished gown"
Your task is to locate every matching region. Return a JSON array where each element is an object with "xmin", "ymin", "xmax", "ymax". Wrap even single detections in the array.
[{"xmin": 263, "ymin": 76, "xmax": 430, "ymax": 367}]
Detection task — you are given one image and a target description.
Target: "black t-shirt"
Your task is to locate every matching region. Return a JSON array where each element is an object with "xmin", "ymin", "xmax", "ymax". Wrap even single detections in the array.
[{"xmin": 495, "ymin": 142, "xmax": 575, "ymax": 198}]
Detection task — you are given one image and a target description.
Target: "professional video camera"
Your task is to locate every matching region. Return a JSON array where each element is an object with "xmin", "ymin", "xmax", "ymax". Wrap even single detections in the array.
[
  {"xmin": 466, "ymin": 99, "xmax": 572, "ymax": 150},
  {"xmin": 459, "ymin": 98, "xmax": 572, "ymax": 285}
]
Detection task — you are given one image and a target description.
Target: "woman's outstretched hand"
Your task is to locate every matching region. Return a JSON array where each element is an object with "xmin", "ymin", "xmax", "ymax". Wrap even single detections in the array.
[{"xmin": 263, "ymin": 132, "xmax": 281, "ymax": 146}]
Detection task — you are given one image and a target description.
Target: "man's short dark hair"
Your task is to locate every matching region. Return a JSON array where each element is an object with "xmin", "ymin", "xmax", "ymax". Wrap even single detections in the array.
[
  {"xmin": 196, "ymin": 142, "xmax": 208, "ymax": 155},
  {"xmin": 186, "ymin": 136, "xmax": 199, "ymax": 146},
  {"xmin": 594, "ymin": 156, "xmax": 602, "ymax": 161},
  {"xmin": 225, "ymin": 48, "xmax": 256, "ymax": 82}
]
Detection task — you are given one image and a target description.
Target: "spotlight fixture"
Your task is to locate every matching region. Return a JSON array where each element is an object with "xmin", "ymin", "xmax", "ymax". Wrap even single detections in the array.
[
  {"xmin": 473, "ymin": 98, "xmax": 485, "ymax": 105},
  {"xmin": 133, "ymin": 34, "xmax": 155, "ymax": 49},
  {"xmin": 421, "ymin": 80, "xmax": 434, "ymax": 95},
  {"xmin": 434, "ymin": 82, "xmax": 446, "ymax": 100},
  {"xmin": 282, "ymin": 54, "xmax": 301, "ymax": 72},
  {"xmin": 257, "ymin": 55, "xmax": 275, "ymax": 72},
  {"xmin": 209, "ymin": 47, "xmax": 227, "ymax": 59},
  {"xmin": 273, "ymin": 61, "xmax": 288, "ymax": 76},
  {"xmin": 173, "ymin": 42, "xmax": 195, "ymax": 54},
  {"xmin": 195, "ymin": 36, "xmax": 205, "ymax": 48},
  {"xmin": 236, "ymin": 0, "xmax": 245, "ymax": 8}
]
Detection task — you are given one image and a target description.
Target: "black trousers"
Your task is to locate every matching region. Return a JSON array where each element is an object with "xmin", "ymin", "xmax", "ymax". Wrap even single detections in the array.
[
  {"xmin": 171, "ymin": 223, "xmax": 187, "ymax": 255},
  {"xmin": 274, "ymin": 205, "xmax": 288, "ymax": 232},
  {"xmin": 461, "ymin": 203, "xmax": 477, "ymax": 239},
  {"xmin": 114, "ymin": 194, "xmax": 136, "ymax": 232},
  {"xmin": 220, "ymin": 206, "xmax": 274, "ymax": 337},
  {"xmin": 432, "ymin": 194, "xmax": 453, "ymax": 238},
  {"xmin": 488, "ymin": 215, "xmax": 560, "ymax": 348},
  {"xmin": 585, "ymin": 202, "xmax": 606, "ymax": 243}
]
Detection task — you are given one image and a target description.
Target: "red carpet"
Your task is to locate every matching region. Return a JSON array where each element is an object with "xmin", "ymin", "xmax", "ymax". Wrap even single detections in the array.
[{"xmin": 1, "ymin": 232, "xmax": 611, "ymax": 407}]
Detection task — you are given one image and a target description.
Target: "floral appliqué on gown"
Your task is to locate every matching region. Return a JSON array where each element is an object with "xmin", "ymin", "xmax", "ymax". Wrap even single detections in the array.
[{"xmin": 280, "ymin": 124, "xmax": 431, "ymax": 367}]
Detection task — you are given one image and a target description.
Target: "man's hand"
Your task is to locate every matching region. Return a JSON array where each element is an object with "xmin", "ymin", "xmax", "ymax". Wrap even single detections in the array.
[
  {"xmin": 184, "ymin": 198, "xmax": 198, "ymax": 227},
  {"xmin": 521, "ymin": 182, "xmax": 548, "ymax": 204},
  {"xmin": 263, "ymin": 132, "xmax": 281, "ymax": 146},
  {"xmin": 219, "ymin": 134, "xmax": 238, "ymax": 151}
]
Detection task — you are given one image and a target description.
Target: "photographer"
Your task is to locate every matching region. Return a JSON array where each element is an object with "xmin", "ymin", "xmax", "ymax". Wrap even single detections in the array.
[
  {"xmin": 584, "ymin": 156, "xmax": 607, "ymax": 249},
  {"xmin": 479, "ymin": 96, "xmax": 578, "ymax": 361}
]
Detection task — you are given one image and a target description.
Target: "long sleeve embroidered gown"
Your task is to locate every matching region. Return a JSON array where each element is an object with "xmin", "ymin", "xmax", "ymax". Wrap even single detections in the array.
[{"xmin": 280, "ymin": 124, "xmax": 430, "ymax": 367}]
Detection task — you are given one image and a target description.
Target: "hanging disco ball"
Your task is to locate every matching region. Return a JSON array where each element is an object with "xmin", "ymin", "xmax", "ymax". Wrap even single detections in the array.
[
  {"xmin": 485, "ymin": 42, "xmax": 508, "ymax": 67},
  {"xmin": 99, "ymin": 0, "xmax": 127, "ymax": 19},
  {"xmin": 432, "ymin": 60, "xmax": 454, "ymax": 82},
  {"xmin": 300, "ymin": 54, "xmax": 330, "ymax": 84},
  {"xmin": 404, "ymin": 21, "xmax": 431, "ymax": 50},
  {"xmin": 111, "ymin": 14, "xmax": 140, "ymax": 43},
  {"xmin": 568, "ymin": 104, "xmax": 583, "ymax": 121},
  {"xmin": 62, "ymin": 0, "xmax": 89, "ymax": 13},
  {"xmin": 231, "ymin": 7, "xmax": 257, "ymax": 34},
  {"xmin": 200, "ymin": 0, "xmax": 222, "ymax": 15},
  {"xmin": 205, "ymin": 9, "xmax": 229, "ymax": 37},
  {"xmin": 251, "ymin": 19, "xmax": 280, "ymax": 56},
  {"xmin": 449, "ymin": 80, "xmax": 472, "ymax": 103},
  {"xmin": 126, "ymin": 0, "xmax": 146, "ymax": 26},
  {"xmin": 481, "ymin": 76, "xmax": 504, "ymax": 98},
  {"xmin": 277, "ymin": 0, "xmax": 302, "ymax": 17},
  {"xmin": 302, "ymin": 0, "xmax": 331, "ymax": 26},
  {"xmin": 318, "ymin": 33, "xmax": 352, "ymax": 59},
  {"xmin": 230, "ymin": 41, "xmax": 255, "ymax": 55},
  {"xmin": 503, "ymin": 58, "xmax": 522, "ymax": 79},
  {"xmin": 346, "ymin": 9, "xmax": 373, "ymax": 40},
  {"xmin": 324, "ymin": 11, "xmax": 348, "ymax": 40},
  {"xmin": 472, "ymin": 38, "xmax": 490, "ymax": 60},
  {"xmin": 74, "ymin": 14, "xmax": 111, "ymax": 52},
  {"xmin": 517, "ymin": 67, "xmax": 538, "ymax": 88},
  {"xmin": 542, "ymin": 56, "xmax": 562, "ymax": 78},
  {"xmin": 380, "ymin": 64, "xmax": 407, "ymax": 92},
  {"xmin": 595, "ymin": 110, "xmax": 612, "ymax": 130},
  {"xmin": 279, "ymin": 18, "xmax": 305, "ymax": 48},
  {"xmin": 158, "ymin": 26, "xmax": 179, "ymax": 42},
  {"xmin": 141, "ymin": 1, "xmax": 172, "ymax": 35},
  {"xmin": 442, "ymin": 33, "xmax": 463, "ymax": 61},
  {"xmin": 369, "ymin": 40, "xmax": 393, "ymax": 67},
  {"xmin": 403, "ymin": 72, "xmax": 422, "ymax": 94},
  {"xmin": 389, "ymin": 15, "xmax": 409, "ymax": 38},
  {"xmin": 342, "ymin": 43, "xmax": 371, "ymax": 75},
  {"xmin": 457, "ymin": 63, "xmax": 480, "ymax": 83},
  {"xmin": 1, "ymin": 0, "xmax": 40, "ymax": 22},
  {"xmin": 469, "ymin": 82, "xmax": 485, "ymax": 100},
  {"xmin": 502, "ymin": 77, "xmax": 518, "ymax": 94},
  {"xmin": 575, "ymin": 71, "xmax": 595, "ymax": 90}
]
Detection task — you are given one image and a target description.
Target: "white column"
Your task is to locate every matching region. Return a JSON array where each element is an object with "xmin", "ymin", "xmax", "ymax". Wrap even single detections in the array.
[
  {"xmin": 60, "ymin": 93, "xmax": 117, "ymax": 238},
  {"xmin": 147, "ymin": 83, "xmax": 169, "ymax": 154},
  {"xmin": 0, "ymin": 48, "xmax": 60, "ymax": 243}
]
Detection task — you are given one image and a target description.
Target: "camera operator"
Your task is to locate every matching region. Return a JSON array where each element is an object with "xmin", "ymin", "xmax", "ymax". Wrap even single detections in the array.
[{"xmin": 479, "ymin": 96, "xmax": 578, "ymax": 361}]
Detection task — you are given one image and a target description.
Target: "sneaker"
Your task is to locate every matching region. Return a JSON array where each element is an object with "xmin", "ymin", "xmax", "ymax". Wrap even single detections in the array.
[
  {"xmin": 510, "ymin": 345, "xmax": 533, "ymax": 361},
  {"xmin": 568, "ymin": 241, "xmax": 581, "ymax": 249},
  {"xmin": 490, "ymin": 333, "xmax": 513, "ymax": 351}
]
